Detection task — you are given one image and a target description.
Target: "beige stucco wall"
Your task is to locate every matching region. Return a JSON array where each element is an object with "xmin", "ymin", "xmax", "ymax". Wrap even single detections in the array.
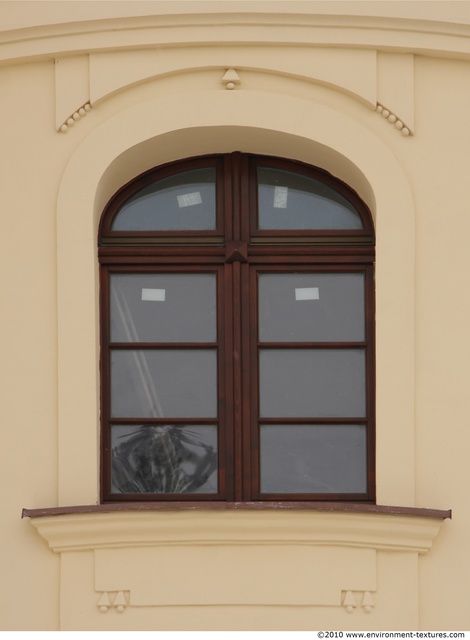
[{"xmin": 0, "ymin": 1, "xmax": 469, "ymax": 631}]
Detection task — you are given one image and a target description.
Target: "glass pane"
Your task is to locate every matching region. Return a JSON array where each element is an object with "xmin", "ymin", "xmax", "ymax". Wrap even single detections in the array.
[
  {"xmin": 257, "ymin": 168, "xmax": 363, "ymax": 230},
  {"xmin": 112, "ymin": 168, "xmax": 216, "ymax": 231},
  {"xmin": 111, "ymin": 349, "xmax": 217, "ymax": 418},
  {"xmin": 258, "ymin": 272, "xmax": 365, "ymax": 342},
  {"xmin": 111, "ymin": 424, "xmax": 218, "ymax": 494},
  {"xmin": 259, "ymin": 349, "xmax": 366, "ymax": 418},
  {"xmin": 260, "ymin": 424, "xmax": 367, "ymax": 493},
  {"xmin": 110, "ymin": 273, "xmax": 217, "ymax": 343}
]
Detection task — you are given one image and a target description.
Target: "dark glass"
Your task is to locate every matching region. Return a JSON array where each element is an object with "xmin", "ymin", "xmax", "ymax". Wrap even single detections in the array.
[
  {"xmin": 259, "ymin": 349, "xmax": 366, "ymax": 418},
  {"xmin": 111, "ymin": 424, "xmax": 218, "ymax": 494},
  {"xmin": 260, "ymin": 424, "xmax": 367, "ymax": 493},
  {"xmin": 110, "ymin": 273, "xmax": 217, "ymax": 343},
  {"xmin": 257, "ymin": 168, "xmax": 363, "ymax": 230},
  {"xmin": 110, "ymin": 349, "xmax": 217, "ymax": 418},
  {"xmin": 258, "ymin": 272, "xmax": 365, "ymax": 342},
  {"xmin": 112, "ymin": 168, "xmax": 216, "ymax": 231}
]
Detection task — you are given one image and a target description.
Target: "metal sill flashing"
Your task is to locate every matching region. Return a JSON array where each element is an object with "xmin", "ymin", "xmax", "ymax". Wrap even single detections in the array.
[{"xmin": 22, "ymin": 501, "xmax": 451, "ymax": 520}]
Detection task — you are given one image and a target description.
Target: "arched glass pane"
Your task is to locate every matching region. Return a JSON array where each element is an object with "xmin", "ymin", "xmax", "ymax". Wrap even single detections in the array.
[
  {"xmin": 257, "ymin": 168, "xmax": 363, "ymax": 230},
  {"xmin": 112, "ymin": 168, "xmax": 216, "ymax": 231}
]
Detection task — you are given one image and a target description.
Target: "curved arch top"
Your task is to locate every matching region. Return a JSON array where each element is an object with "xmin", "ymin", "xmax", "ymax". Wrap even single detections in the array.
[
  {"xmin": 56, "ymin": 88, "xmax": 415, "ymax": 508},
  {"xmin": 99, "ymin": 153, "xmax": 375, "ymax": 243}
]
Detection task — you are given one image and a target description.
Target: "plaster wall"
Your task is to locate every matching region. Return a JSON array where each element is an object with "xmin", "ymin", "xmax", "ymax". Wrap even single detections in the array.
[{"xmin": 0, "ymin": 1, "xmax": 468, "ymax": 631}]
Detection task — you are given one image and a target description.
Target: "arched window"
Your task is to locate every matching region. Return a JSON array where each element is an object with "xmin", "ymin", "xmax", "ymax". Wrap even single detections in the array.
[{"xmin": 99, "ymin": 154, "xmax": 375, "ymax": 503}]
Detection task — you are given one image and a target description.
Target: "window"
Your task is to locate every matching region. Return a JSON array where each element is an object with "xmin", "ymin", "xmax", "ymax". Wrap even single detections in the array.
[{"xmin": 99, "ymin": 153, "xmax": 375, "ymax": 503}]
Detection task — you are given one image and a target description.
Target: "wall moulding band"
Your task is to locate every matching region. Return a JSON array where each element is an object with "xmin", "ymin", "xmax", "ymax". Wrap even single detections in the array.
[{"xmin": 4, "ymin": 7, "xmax": 470, "ymax": 65}]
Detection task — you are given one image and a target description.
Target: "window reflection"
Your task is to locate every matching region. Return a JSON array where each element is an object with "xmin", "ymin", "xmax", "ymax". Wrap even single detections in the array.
[{"xmin": 111, "ymin": 424, "xmax": 218, "ymax": 494}]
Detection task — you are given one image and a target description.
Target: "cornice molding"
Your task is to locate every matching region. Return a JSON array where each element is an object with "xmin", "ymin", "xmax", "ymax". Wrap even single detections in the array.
[
  {"xmin": 28, "ymin": 508, "xmax": 447, "ymax": 555},
  {"xmin": 2, "ymin": 10, "xmax": 470, "ymax": 66}
]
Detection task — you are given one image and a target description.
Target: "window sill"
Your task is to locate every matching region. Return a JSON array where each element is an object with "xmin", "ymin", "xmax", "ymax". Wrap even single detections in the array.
[{"xmin": 23, "ymin": 502, "xmax": 450, "ymax": 555}]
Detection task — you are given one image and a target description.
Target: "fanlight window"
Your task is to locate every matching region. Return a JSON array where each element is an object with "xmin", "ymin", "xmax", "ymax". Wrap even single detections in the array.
[
  {"xmin": 99, "ymin": 153, "xmax": 375, "ymax": 503},
  {"xmin": 256, "ymin": 168, "xmax": 364, "ymax": 230},
  {"xmin": 111, "ymin": 168, "xmax": 217, "ymax": 232}
]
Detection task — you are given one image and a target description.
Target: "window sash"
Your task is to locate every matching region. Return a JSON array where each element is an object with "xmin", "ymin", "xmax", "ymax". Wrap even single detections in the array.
[{"xmin": 99, "ymin": 154, "xmax": 375, "ymax": 504}]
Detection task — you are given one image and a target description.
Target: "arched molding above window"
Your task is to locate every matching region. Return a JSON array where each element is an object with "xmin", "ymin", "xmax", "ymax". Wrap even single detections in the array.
[
  {"xmin": 56, "ymin": 88, "xmax": 415, "ymax": 509},
  {"xmin": 54, "ymin": 49, "xmax": 414, "ymax": 135}
]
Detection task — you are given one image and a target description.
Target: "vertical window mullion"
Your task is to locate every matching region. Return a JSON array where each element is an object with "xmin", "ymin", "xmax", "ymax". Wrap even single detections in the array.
[
  {"xmin": 231, "ymin": 261, "xmax": 244, "ymax": 501},
  {"xmin": 247, "ymin": 265, "xmax": 261, "ymax": 500},
  {"xmin": 239, "ymin": 262, "xmax": 252, "ymax": 501}
]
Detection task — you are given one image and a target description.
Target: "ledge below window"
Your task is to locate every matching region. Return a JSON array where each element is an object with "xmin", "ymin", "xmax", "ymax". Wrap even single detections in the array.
[{"xmin": 22, "ymin": 502, "xmax": 450, "ymax": 555}]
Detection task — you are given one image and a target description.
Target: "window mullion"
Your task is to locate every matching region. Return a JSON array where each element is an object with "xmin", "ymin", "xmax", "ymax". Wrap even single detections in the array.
[{"xmin": 231, "ymin": 261, "xmax": 244, "ymax": 501}]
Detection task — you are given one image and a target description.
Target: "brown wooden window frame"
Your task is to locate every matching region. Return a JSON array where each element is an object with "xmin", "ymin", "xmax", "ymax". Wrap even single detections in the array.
[{"xmin": 99, "ymin": 153, "xmax": 376, "ymax": 504}]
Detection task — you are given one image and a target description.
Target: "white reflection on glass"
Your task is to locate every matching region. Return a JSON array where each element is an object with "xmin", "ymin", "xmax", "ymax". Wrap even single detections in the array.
[
  {"xmin": 258, "ymin": 168, "xmax": 363, "ymax": 230},
  {"xmin": 112, "ymin": 168, "xmax": 216, "ymax": 231},
  {"xmin": 111, "ymin": 273, "xmax": 217, "ymax": 343},
  {"xmin": 258, "ymin": 273, "xmax": 365, "ymax": 342}
]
